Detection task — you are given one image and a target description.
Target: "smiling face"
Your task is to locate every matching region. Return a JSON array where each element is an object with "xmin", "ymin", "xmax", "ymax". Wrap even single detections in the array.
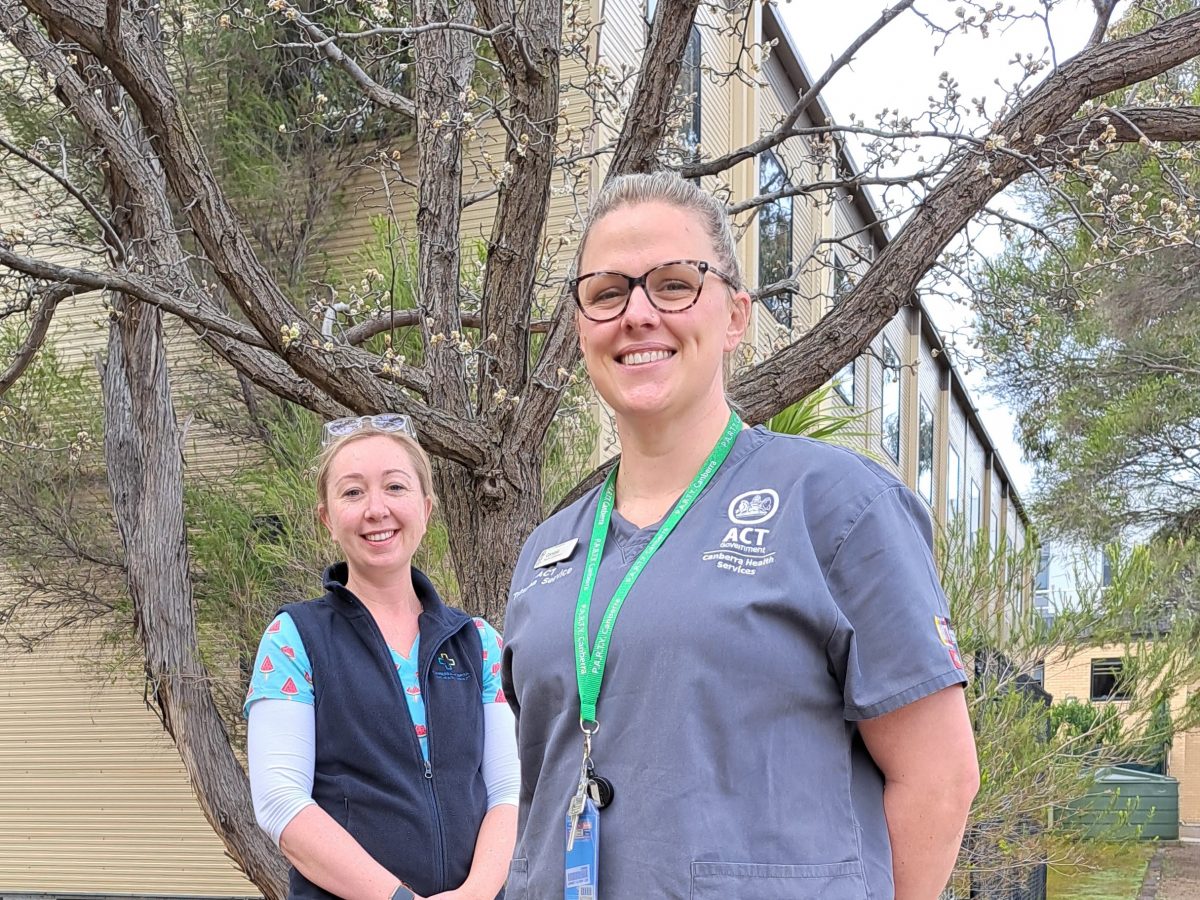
[
  {"xmin": 318, "ymin": 434, "xmax": 433, "ymax": 582},
  {"xmin": 576, "ymin": 201, "xmax": 750, "ymax": 426}
]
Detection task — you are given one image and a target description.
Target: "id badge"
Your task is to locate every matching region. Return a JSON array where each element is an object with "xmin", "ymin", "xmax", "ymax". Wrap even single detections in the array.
[{"xmin": 564, "ymin": 797, "xmax": 600, "ymax": 899}]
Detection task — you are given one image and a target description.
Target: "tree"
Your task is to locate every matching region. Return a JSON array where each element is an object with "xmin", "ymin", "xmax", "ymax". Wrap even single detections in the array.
[
  {"xmin": 973, "ymin": 5, "xmax": 1200, "ymax": 546},
  {"xmin": 938, "ymin": 526, "xmax": 1200, "ymax": 890},
  {"xmin": 4, "ymin": 0, "xmax": 1200, "ymax": 894}
]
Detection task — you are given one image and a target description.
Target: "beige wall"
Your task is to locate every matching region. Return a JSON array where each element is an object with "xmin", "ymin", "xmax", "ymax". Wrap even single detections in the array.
[
  {"xmin": 0, "ymin": 614, "xmax": 257, "ymax": 896},
  {"xmin": 1043, "ymin": 644, "xmax": 1200, "ymax": 824}
]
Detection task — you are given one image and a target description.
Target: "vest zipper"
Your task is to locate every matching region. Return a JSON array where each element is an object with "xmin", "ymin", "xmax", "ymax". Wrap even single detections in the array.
[
  {"xmin": 421, "ymin": 639, "xmax": 449, "ymax": 890},
  {"xmin": 354, "ymin": 593, "xmax": 453, "ymax": 893}
]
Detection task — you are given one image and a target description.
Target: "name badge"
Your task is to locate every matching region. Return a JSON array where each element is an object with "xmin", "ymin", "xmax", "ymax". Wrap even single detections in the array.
[
  {"xmin": 565, "ymin": 797, "xmax": 600, "ymax": 899},
  {"xmin": 535, "ymin": 538, "xmax": 578, "ymax": 569}
]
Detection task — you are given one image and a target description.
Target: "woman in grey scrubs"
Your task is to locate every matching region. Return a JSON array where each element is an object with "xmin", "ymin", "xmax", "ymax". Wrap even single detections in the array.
[{"xmin": 502, "ymin": 172, "xmax": 979, "ymax": 900}]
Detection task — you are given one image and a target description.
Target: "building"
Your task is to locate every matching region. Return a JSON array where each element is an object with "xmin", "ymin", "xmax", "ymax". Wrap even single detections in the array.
[
  {"xmin": 1043, "ymin": 646, "xmax": 1200, "ymax": 825},
  {"xmin": 0, "ymin": 2, "xmax": 1030, "ymax": 896}
]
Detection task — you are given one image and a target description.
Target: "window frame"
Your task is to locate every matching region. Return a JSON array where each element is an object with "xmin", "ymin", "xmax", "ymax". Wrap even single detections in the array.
[
  {"xmin": 757, "ymin": 150, "xmax": 794, "ymax": 329},
  {"xmin": 679, "ymin": 26, "xmax": 702, "ymax": 156},
  {"xmin": 831, "ymin": 253, "xmax": 855, "ymax": 404},
  {"xmin": 946, "ymin": 443, "xmax": 962, "ymax": 521},
  {"xmin": 917, "ymin": 397, "xmax": 934, "ymax": 505},
  {"xmin": 969, "ymin": 479, "xmax": 981, "ymax": 544},
  {"xmin": 880, "ymin": 336, "xmax": 901, "ymax": 462},
  {"xmin": 1090, "ymin": 657, "xmax": 1132, "ymax": 702}
]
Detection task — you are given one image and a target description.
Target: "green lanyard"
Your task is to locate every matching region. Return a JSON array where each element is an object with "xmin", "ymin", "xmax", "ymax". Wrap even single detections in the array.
[{"xmin": 573, "ymin": 411, "xmax": 742, "ymax": 727}]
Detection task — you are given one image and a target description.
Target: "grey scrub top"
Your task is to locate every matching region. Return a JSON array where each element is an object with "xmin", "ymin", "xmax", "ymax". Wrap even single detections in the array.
[{"xmin": 502, "ymin": 426, "xmax": 968, "ymax": 899}]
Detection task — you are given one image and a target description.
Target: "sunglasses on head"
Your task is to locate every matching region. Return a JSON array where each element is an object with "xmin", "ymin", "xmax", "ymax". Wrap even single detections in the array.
[{"xmin": 321, "ymin": 413, "xmax": 417, "ymax": 447}]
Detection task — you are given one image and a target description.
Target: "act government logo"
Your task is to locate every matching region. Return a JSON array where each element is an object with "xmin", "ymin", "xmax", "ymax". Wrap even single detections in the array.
[{"xmin": 727, "ymin": 489, "xmax": 779, "ymax": 525}]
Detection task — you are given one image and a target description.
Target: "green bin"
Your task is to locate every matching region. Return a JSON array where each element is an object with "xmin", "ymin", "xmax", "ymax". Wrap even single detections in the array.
[{"xmin": 1069, "ymin": 766, "xmax": 1179, "ymax": 840}]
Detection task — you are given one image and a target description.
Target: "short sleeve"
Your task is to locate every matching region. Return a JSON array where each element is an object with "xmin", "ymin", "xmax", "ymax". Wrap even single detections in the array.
[
  {"xmin": 824, "ymin": 486, "xmax": 967, "ymax": 721},
  {"xmin": 473, "ymin": 617, "xmax": 507, "ymax": 704},
  {"xmin": 244, "ymin": 612, "xmax": 315, "ymax": 717}
]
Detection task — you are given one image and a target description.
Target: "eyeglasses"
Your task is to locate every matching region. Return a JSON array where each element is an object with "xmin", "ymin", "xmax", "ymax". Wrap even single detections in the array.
[
  {"xmin": 321, "ymin": 413, "xmax": 416, "ymax": 446},
  {"xmin": 570, "ymin": 259, "xmax": 738, "ymax": 322}
]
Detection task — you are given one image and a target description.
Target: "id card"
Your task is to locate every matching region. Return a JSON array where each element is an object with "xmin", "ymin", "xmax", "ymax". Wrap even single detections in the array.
[{"xmin": 564, "ymin": 797, "xmax": 600, "ymax": 900}]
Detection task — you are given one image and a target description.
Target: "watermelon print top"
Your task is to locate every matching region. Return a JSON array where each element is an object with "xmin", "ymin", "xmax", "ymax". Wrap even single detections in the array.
[{"xmin": 244, "ymin": 611, "xmax": 506, "ymax": 762}]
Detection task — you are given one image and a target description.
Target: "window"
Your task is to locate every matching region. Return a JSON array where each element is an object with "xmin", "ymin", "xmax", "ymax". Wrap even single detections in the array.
[
  {"xmin": 969, "ymin": 479, "xmax": 981, "ymax": 545},
  {"xmin": 679, "ymin": 27, "xmax": 701, "ymax": 158},
  {"xmin": 946, "ymin": 445, "xmax": 962, "ymax": 521},
  {"xmin": 1035, "ymin": 547, "xmax": 1051, "ymax": 593},
  {"xmin": 833, "ymin": 360, "xmax": 856, "ymax": 405},
  {"xmin": 880, "ymin": 337, "xmax": 901, "ymax": 462},
  {"xmin": 831, "ymin": 254, "xmax": 855, "ymax": 404},
  {"xmin": 1091, "ymin": 658, "xmax": 1132, "ymax": 701},
  {"xmin": 1031, "ymin": 660, "xmax": 1045, "ymax": 686},
  {"xmin": 917, "ymin": 398, "xmax": 934, "ymax": 505},
  {"xmin": 1102, "ymin": 551, "xmax": 1114, "ymax": 588},
  {"xmin": 758, "ymin": 151, "xmax": 793, "ymax": 329},
  {"xmin": 990, "ymin": 509, "xmax": 1000, "ymax": 551}
]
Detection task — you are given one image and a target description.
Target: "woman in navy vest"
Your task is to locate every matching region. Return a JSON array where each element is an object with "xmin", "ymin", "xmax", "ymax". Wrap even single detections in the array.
[{"xmin": 245, "ymin": 415, "xmax": 518, "ymax": 900}]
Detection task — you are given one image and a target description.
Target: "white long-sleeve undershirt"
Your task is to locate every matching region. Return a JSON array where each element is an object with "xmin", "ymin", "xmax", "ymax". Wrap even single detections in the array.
[{"xmin": 247, "ymin": 698, "xmax": 520, "ymax": 845}]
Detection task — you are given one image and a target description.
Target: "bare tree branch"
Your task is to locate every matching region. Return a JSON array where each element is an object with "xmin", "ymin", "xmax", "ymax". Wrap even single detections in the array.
[
  {"xmin": 607, "ymin": 0, "xmax": 701, "ymax": 177},
  {"xmin": 474, "ymin": 0, "xmax": 561, "ymax": 424},
  {"xmin": 286, "ymin": 7, "xmax": 416, "ymax": 117},
  {"xmin": 0, "ymin": 283, "xmax": 73, "ymax": 394},
  {"xmin": 0, "ymin": 245, "xmax": 268, "ymax": 346},
  {"xmin": 0, "ymin": 134, "xmax": 127, "ymax": 258},
  {"xmin": 731, "ymin": 8, "xmax": 1200, "ymax": 423},
  {"xmin": 683, "ymin": 0, "xmax": 916, "ymax": 179},
  {"xmin": 1088, "ymin": 0, "xmax": 1119, "ymax": 47},
  {"xmin": 341, "ymin": 308, "xmax": 551, "ymax": 345}
]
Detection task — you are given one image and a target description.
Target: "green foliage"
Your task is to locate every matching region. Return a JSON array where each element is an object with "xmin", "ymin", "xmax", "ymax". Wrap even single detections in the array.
[
  {"xmin": 541, "ymin": 377, "xmax": 600, "ymax": 513},
  {"xmin": 175, "ymin": 0, "xmax": 414, "ymax": 296},
  {"xmin": 935, "ymin": 519, "xmax": 1200, "ymax": 883},
  {"xmin": 1050, "ymin": 699, "xmax": 1124, "ymax": 752},
  {"xmin": 0, "ymin": 329, "xmax": 123, "ymax": 646},
  {"xmin": 766, "ymin": 384, "xmax": 871, "ymax": 444},
  {"xmin": 974, "ymin": 5, "xmax": 1200, "ymax": 548}
]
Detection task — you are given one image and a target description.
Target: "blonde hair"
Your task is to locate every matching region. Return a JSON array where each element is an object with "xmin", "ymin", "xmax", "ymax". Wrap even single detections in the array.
[
  {"xmin": 575, "ymin": 172, "xmax": 741, "ymax": 288},
  {"xmin": 315, "ymin": 426, "xmax": 438, "ymax": 510}
]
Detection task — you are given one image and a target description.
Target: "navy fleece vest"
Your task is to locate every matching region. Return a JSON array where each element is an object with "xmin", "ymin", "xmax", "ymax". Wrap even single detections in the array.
[{"xmin": 282, "ymin": 564, "xmax": 489, "ymax": 899}]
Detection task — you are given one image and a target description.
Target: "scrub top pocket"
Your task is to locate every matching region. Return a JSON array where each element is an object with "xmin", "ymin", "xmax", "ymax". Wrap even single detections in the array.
[{"xmin": 690, "ymin": 860, "xmax": 867, "ymax": 899}]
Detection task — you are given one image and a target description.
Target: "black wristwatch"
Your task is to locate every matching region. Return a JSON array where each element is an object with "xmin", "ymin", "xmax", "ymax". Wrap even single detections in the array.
[{"xmin": 390, "ymin": 884, "xmax": 415, "ymax": 900}]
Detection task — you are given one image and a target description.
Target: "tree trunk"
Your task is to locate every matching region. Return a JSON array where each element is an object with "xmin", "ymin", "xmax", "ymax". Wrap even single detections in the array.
[
  {"xmin": 99, "ymin": 297, "xmax": 289, "ymax": 899},
  {"xmin": 435, "ymin": 448, "xmax": 545, "ymax": 625}
]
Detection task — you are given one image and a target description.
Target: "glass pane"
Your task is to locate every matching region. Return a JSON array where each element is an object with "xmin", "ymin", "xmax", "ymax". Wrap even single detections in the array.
[
  {"xmin": 881, "ymin": 338, "xmax": 901, "ymax": 462},
  {"xmin": 834, "ymin": 360, "xmax": 855, "ymax": 405},
  {"xmin": 917, "ymin": 399, "xmax": 934, "ymax": 504},
  {"xmin": 758, "ymin": 151, "xmax": 793, "ymax": 328},
  {"xmin": 947, "ymin": 446, "xmax": 961, "ymax": 520}
]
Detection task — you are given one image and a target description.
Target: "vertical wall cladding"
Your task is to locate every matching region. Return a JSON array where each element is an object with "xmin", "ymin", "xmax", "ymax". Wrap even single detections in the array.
[
  {"xmin": 0, "ymin": 608, "xmax": 257, "ymax": 896},
  {"xmin": 866, "ymin": 333, "xmax": 885, "ymax": 466},
  {"xmin": 964, "ymin": 422, "xmax": 986, "ymax": 496},
  {"xmin": 948, "ymin": 395, "xmax": 968, "ymax": 466}
]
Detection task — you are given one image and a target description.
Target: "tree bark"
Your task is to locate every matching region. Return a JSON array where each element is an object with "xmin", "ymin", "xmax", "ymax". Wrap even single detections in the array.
[
  {"xmin": 99, "ymin": 297, "xmax": 288, "ymax": 898},
  {"xmin": 435, "ymin": 449, "xmax": 545, "ymax": 625}
]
